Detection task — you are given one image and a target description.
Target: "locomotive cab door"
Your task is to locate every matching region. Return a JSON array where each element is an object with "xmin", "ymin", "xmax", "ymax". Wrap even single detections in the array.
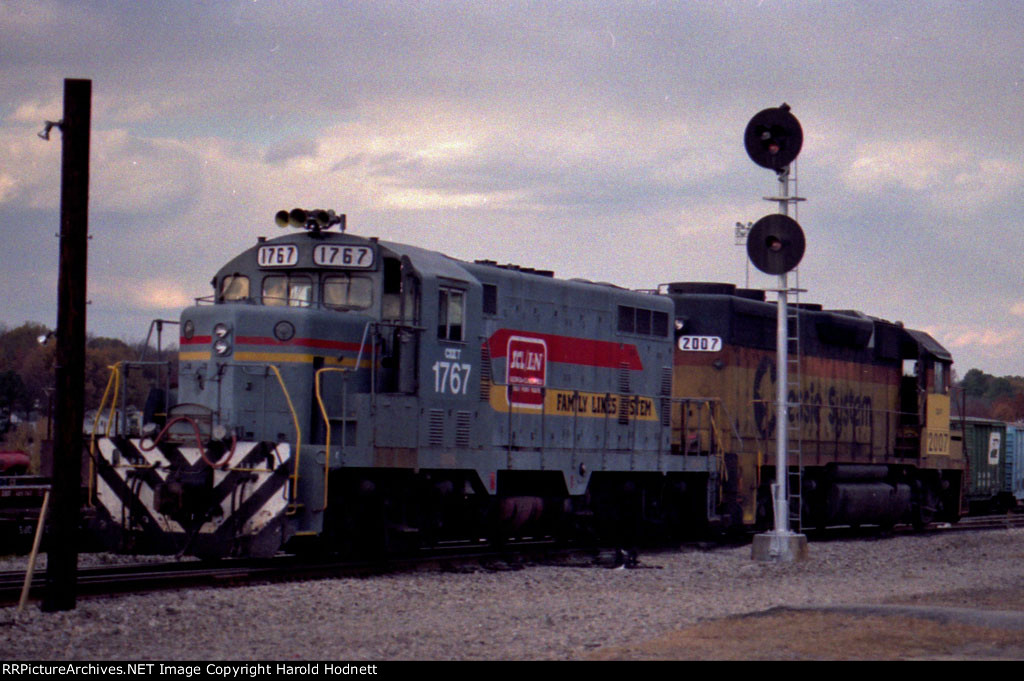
[
  {"xmin": 921, "ymin": 358, "xmax": 952, "ymax": 458},
  {"xmin": 396, "ymin": 260, "xmax": 421, "ymax": 394},
  {"xmin": 380, "ymin": 256, "xmax": 421, "ymax": 394},
  {"xmin": 896, "ymin": 357, "xmax": 923, "ymax": 457},
  {"xmin": 897, "ymin": 351, "xmax": 953, "ymax": 459},
  {"xmin": 899, "ymin": 358, "xmax": 921, "ymax": 427}
]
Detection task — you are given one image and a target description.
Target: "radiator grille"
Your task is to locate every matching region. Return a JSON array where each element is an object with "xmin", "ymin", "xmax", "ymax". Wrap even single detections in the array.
[
  {"xmin": 428, "ymin": 409, "xmax": 445, "ymax": 446},
  {"xmin": 479, "ymin": 343, "xmax": 492, "ymax": 401},
  {"xmin": 618, "ymin": 363, "xmax": 631, "ymax": 424},
  {"xmin": 455, "ymin": 411, "xmax": 472, "ymax": 448}
]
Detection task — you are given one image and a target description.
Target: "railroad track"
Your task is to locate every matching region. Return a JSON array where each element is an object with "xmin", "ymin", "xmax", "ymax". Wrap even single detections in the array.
[
  {"xmin": 0, "ymin": 556, "xmax": 337, "ymax": 607},
  {"xmin": 942, "ymin": 513, "xmax": 1024, "ymax": 532},
  {"xmin": 5, "ymin": 516, "xmax": 1022, "ymax": 607},
  {"xmin": 0, "ymin": 539, "xmax": 580, "ymax": 607}
]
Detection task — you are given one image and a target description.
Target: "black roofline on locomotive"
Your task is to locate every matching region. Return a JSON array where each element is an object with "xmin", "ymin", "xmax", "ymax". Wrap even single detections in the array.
[
  {"xmin": 207, "ymin": 230, "xmax": 949, "ymax": 362},
  {"xmin": 664, "ymin": 280, "xmax": 952, "ymax": 363}
]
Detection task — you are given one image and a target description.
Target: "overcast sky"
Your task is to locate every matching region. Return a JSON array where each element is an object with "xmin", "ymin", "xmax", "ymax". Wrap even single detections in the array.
[{"xmin": 1, "ymin": 1, "xmax": 1022, "ymax": 377}]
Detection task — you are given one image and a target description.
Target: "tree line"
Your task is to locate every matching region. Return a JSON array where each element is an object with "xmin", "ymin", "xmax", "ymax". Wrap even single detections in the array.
[
  {"xmin": 955, "ymin": 368, "xmax": 1024, "ymax": 423},
  {"xmin": 0, "ymin": 321, "xmax": 177, "ymax": 430}
]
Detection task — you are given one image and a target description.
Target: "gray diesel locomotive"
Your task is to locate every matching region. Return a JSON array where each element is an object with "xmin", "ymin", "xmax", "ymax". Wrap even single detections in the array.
[{"xmin": 90, "ymin": 210, "xmax": 963, "ymax": 558}]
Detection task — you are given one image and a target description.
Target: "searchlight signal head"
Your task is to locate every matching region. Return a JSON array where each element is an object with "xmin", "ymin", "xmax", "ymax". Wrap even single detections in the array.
[
  {"xmin": 744, "ymin": 103, "xmax": 803, "ymax": 172},
  {"xmin": 746, "ymin": 213, "xmax": 805, "ymax": 275},
  {"xmin": 274, "ymin": 208, "xmax": 346, "ymax": 234}
]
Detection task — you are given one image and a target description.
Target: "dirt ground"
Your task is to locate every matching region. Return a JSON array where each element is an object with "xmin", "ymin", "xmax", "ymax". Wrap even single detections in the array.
[{"xmin": 591, "ymin": 585, "xmax": 1024, "ymax": 660}]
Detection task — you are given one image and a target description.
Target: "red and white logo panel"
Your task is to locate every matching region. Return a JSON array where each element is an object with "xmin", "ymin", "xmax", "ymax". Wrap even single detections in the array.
[{"xmin": 507, "ymin": 336, "xmax": 547, "ymax": 409}]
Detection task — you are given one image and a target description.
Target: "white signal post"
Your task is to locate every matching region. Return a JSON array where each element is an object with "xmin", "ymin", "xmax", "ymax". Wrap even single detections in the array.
[
  {"xmin": 742, "ymin": 104, "xmax": 810, "ymax": 562},
  {"xmin": 760, "ymin": 166, "xmax": 808, "ymax": 562}
]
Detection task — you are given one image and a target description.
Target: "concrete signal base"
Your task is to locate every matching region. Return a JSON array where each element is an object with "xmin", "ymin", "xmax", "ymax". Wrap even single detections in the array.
[{"xmin": 752, "ymin": 531, "xmax": 809, "ymax": 562}]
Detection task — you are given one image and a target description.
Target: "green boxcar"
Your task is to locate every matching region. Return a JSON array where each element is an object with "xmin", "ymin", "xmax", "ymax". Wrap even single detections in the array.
[{"xmin": 957, "ymin": 417, "xmax": 1010, "ymax": 512}]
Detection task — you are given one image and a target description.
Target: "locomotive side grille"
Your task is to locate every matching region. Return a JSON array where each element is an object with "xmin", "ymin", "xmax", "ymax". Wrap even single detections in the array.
[
  {"xmin": 660, "ymin": 367, "xmax": 673, "ymax": 427},
  {"xmin": 480, "ymin": 343, "xmax": 492, "ymax": 402},
  {"xmin": 618, "ymin": 363, "xmax": 631, "ymax": 393},
  {"xmin": 429, "ymin": 409, "xmax": 445, "ymax": 446},
  {"xmin": 618, "ymin": 363, "xmax": 631, "ymax": 424},
  {"xmin": 455, "ymin": 410, "xmax": 472, "ymax": 448}
]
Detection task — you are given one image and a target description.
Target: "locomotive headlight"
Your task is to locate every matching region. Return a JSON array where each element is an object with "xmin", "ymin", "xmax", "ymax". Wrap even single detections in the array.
[
  {"xmin": 183, "ymin": 319, "xmax": 195, "ymax": 340},
  {"xmin": 213, "ymin": 322, "xmax": 232, "ymax": 355}
]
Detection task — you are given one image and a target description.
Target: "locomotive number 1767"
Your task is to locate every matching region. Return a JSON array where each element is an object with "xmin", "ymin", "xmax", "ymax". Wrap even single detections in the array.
[
  {"xmin": 257, "ymin": 244, "xmax": 298, "ymax": 267},
  {"xmin": 313, "ymin": 244, "xmax": 375, "ymax": 268},
  {"xmin": 432, "ymin": 361, "xmax": 472, "ymax": 395}
]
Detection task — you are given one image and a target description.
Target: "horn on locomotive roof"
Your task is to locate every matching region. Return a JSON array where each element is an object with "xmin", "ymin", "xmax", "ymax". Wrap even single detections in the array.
[{"xmin": 274, "ymin": 208, "xmax": 346, "ymax": 234}]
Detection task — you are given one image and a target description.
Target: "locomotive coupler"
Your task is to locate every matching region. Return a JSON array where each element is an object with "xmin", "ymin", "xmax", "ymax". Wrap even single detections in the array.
[{"xmin": 153, "ymin": 466, "xmax": 216, "ymax": 519}]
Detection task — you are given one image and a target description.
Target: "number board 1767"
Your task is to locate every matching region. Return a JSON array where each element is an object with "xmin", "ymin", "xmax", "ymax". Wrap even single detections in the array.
[{"xmin": 313, "ymin": 244, "xmax": 375, "ymax": 269}]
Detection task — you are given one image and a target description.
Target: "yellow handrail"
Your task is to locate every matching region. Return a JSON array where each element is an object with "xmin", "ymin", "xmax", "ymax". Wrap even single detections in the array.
[
  {"xmin": 267, "ymin": 364, "xmax": 302, "ymax": 503},
  {"xmin": 314, "ymin": 366, "xmax": 357, "ymax": 512},
  {"xmin": 87, "ymin": 362, "xmax": 123, "ymax": 507},
  {"xmin": 708, "ymin": 406, "xmax": 728, "ymax": 483},
  {"xmin": 89, "ymin": 362, "xmax": 304, "ymax": 510},
  {"xmin": 311, "ymin": 322, "xmax": 375, "ymax": 512}
]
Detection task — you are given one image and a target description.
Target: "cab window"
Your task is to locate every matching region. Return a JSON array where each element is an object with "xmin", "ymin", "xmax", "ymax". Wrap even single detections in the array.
[
  {"xmin": 438, "ymin": 288, "xmax": 465, "ymax": 341},
  {"xmin": 220, "ymin": 274, "xmax": 249, "ymax": 302},
  {"xmin": 382, "ymin": 258, "xmax": 402, "ymax": 321},
  {"xmin": 323, "ymin": 274, "xmax": 373, "ymax": 310},
  {"xmin": 932, "ymin": 361, "xmax": 949, "ymax": 394},
  {"xmin": 263, "ymin": 274, "xmax": 312, "ymax": 307}
]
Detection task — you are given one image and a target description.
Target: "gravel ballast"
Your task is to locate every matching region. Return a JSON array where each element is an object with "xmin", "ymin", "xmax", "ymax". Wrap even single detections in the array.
[{"xmin": 2, "ymin": 528, "xmax": 1023, "ymax": 660}]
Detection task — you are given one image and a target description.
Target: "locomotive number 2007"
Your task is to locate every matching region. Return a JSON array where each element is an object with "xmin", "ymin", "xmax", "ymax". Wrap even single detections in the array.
[
  {"xmin": 926, "ymin": 430, "xmax": 950, "ymax": 455},
  {"xmin": 677, "ymin": 335, "xmax": 722, "ymax": 352}
]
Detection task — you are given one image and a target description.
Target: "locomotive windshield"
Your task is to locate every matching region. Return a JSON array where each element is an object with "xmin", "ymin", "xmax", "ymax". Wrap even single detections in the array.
[
  {"xmin": 217, "ymin": 270, "xmax": 374, "ymax": 311},
  {"xmin": 323, "ymin": 273, "xmax": 373, "ymax": 310},
  {"xmin": 263, "ymin": 273, "xmax": 313, "ymax": 307}
]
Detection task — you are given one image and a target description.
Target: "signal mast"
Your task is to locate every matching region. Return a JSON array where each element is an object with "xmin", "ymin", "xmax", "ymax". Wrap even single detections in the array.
[{"xmin": 745, "ymin": 104, "xmax": 809, "ymax": 563}]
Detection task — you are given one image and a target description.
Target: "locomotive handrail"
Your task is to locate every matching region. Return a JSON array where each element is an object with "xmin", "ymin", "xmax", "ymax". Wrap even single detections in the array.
[
  {"xmin": 314, "ymin": 367, "xmax": 351, "ymax": 512},
  {"xmin": 87, "ymin": 361, "xmax": 125, "ymax": 508},
  {"xmin": 672, "ymin": 397, "xmax": 732, "ymax": 513},
  {"xmin": 748, "ymin": 397, "xmax": 930, "ymax": 461},
  {"xmin": 313, "ymin": 320, "xmax": 375, "ymax": 512},
  {"xmin": 266, "ymin": 364, "xmax": 303, "ymax": 506},
  {"xmin": 87, "ymin": 361, "xmax": 174, "ymax": 499},
  {"xmin": 685, "ymin": 396, "xmax": 766, "ymax": 489},
  {"xmin": 707, "ymin": 407, "xmax": 728, "ymax": 482}
]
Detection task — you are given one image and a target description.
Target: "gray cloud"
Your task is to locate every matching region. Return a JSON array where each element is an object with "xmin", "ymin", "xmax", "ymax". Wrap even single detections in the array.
[{"xmin": 1, "ymin": 1, "xmax": 1021, "ymax": 373}]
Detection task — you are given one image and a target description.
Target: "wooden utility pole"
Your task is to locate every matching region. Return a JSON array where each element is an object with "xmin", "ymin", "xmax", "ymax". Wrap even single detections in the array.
[{"xmin": 42, "ymin": 78, "xmax": 91, "ymax": 612}]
